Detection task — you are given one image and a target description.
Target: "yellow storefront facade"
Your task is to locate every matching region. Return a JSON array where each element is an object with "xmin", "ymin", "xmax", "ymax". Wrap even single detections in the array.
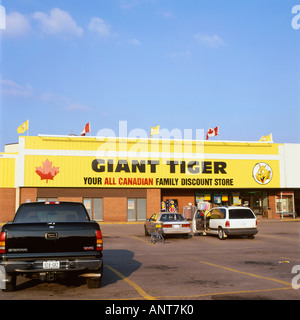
[{"xmin": 0, "ymin": 135, "xmax": 299, "ymax": 222}]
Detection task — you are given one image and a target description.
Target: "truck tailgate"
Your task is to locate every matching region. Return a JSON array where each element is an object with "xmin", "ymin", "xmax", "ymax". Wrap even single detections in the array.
[{"xmin": 4, "ymin": 222, "xmax": 99, "ymax": 254}]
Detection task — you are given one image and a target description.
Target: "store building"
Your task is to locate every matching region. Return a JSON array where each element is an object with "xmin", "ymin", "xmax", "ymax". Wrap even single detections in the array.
[{"xmin": 0, "ymin": 135, "xmax": 299, "ymax": 222}]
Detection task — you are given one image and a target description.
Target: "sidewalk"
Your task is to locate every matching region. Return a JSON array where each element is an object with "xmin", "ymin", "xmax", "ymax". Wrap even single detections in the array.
[{"xmin": 258, "ymin": 218, "xmax": 300, "ymax": 222}]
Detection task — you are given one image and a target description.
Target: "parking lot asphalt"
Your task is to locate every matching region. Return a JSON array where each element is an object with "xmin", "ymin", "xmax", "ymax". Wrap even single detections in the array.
[{"xmin": 0, "ymin": 219, "xmax": 299, "ymax": 301}]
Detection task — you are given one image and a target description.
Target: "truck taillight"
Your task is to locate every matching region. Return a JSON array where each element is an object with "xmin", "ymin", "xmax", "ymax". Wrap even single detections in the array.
[
  {"xmin": 0, "ymin": 232, "xmax": 6, "ymax": 253},
  {"xmin": 225, "ymin": 221, "xmax": 230, "ymax": 228},
  {"xmin": 182, "ymin": 224, "xmax": 190, "ymax": 228},
  {"xmin": 162, "ymin": 224, "xmax": 172, "ymax": 228},
  {"xmin": 96, "ymin": 230, "xmax": 103, "ymax": 251}
]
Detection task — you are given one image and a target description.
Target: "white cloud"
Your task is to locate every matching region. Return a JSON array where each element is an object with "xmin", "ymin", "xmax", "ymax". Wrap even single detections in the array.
[
  {"xmin": 119, "ymin": 0, "xmax": 140, "ymax": 10},
  {"xmin": 170, "ymin": 50, "xmax": 191, "ymax": 59},
  {"xmin": 128, "ymin": 38, "xmax": 141, "ymax": 46},
  {"xmin": 194, "ymin": 34, "xmax": 225, "ymax": 48},
  {"xmin": 157, "ymin": 10, "xmax": 174, "ymax": 18},
  {"xmin": 88, "ymin": 17, "xmax": 112, "ymax": 37},
  {"xmin": 1, "ymin": 75, "xmax": 89, "ymax": 112},
  {"xmin": 66, "ymin": 103, "xmax": 89, "ymax": 111},
  {"xmin": 33, "ymin": 8, "xmax": 83, "ymax": 37},
  {"xmin": 1, "ymin": 77, "xmax": 33, "ymax": 97},
  {"xmin": 2, "ymin": 11, "xmax": 31, "ymax": 37},
  {"xmin": 2, "ymin": 9, "xmax": 117, "ymax": 41}
]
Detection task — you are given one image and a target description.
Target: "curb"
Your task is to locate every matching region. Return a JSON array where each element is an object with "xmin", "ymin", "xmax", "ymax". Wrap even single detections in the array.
[{"xmin": 258, "ymin": 218, "xmax": 300, "ymax": 222}]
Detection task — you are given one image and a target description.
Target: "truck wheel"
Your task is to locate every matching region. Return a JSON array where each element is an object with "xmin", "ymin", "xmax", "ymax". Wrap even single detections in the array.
[
  {"xmin": 218, "ymin": 227, "xmax": 226, "ymax": 240},
  {"xmin": 86, "ymin": 265, "xmax": 103, "ymax": 289},
  {"xmin": 2, "ymin": 273, "xmax": 16, "ymax": 292},
  {"xmin": 144, "ymin": 226, "xmax": 149, "ymax": 236},
  {"xmin": 87, "ymin": 276, "xmax": 101, "ymax": 289}
]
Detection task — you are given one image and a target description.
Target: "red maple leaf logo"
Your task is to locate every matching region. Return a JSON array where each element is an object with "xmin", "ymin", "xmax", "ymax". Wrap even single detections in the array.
[{"xmin": 35, "ymin": 159, "xmax": 59, "ymax": 183}]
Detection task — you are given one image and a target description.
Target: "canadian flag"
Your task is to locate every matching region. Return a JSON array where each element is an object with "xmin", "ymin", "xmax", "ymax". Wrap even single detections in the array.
[
  {"xmin": 206, "ymin": 126, "xmax": 219, "ymax": 140},
  {"xmin": 81, "ymin": 123, "xmax": 91, "ymax": 136}
]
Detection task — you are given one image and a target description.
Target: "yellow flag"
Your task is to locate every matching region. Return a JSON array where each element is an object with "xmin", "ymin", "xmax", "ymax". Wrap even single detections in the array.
[
  {"xmin": 17, "ymin": 120, "xmax": 29, "ymax": 134},
  {"xmin": 259, "ymin": 133, "xmax": 272, "ymax": 142},
  {"xmin": 150, "ymin": 125, "xmax": 160, "ymax": 137}
]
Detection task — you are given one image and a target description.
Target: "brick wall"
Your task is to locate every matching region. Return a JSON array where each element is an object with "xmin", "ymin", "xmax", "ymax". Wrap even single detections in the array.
[
  {"xmin": 103, "ymin": 197, "xmax": 127, "ymax": 222},
  {"xmin": 58, "ymin": 197, "xmax": 82, "ymax": 203},
  {"xmin": 0, "ymin": 188, "xmax": 16, "ymax": 221},
  {"xmin": 146, "ymin": 189, "xmax": 161, "ymax": 218},
  {"xmin": 20, "ymin": 188, "xmax": 37, "ymax": 204}
]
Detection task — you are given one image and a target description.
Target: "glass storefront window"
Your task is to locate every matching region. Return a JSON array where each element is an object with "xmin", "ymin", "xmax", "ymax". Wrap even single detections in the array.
[
  {"xmin": 276, "ymin": 192, "xmax": 295, "ymax": 214},
  {"xmin": 127, "ymin": 198, "xmax": 146, "ymax": 221},
  {"xmin": 83, "ymin": 198, "xmax": 103, "ymax": 221},
  {"xmin": 195, "ymin": 190, "xmax": 267, "ymax": 216}
]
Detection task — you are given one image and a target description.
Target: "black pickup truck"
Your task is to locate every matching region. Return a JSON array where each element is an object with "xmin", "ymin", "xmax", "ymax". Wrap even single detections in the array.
[{"xmin": 0, "ymin": 201, "xmax": 103, "ymax": 292}]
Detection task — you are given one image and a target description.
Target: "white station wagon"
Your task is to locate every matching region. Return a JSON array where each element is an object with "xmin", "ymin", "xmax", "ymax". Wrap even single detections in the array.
[{"xmin": 192, "ymin": 206, "xmax": 258, "ymax": 240}]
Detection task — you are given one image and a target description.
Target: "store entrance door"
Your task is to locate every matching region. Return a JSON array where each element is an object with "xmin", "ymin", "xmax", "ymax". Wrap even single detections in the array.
[
  {"xmin": 253, "ymin": 196, "xmax": 263, "ymax": 215},
  {"xmin": 127, "ymin": 198, "xmax": 147, "ymax": 221},
  {"xmin": 241, "ymin": 197, "xmax": 250, "ymax": 207}
]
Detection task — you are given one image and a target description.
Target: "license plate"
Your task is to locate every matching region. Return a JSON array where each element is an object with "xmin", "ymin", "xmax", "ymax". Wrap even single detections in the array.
[
  {"xmin": 173, "ymin": 225, "xmax": 180, "ymax": 228},
  {"xmin": 43, "ymin": 261, "xmax": 60, "ymax": 269}
]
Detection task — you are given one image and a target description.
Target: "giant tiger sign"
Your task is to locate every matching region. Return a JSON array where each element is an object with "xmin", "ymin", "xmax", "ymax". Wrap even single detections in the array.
[
  {"xmin": 20, "ymin": 135, "xmax": 281, "ymax": 189},
  {"xmin": 25, "ymin": 155, "xmax": 280, "ymax": 189}
]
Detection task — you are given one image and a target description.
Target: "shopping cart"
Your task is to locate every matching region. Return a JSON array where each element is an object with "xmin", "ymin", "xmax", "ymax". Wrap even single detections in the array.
[{"xmin": 150, "ymin": 224, "xmax": 165, "ymax": 244}]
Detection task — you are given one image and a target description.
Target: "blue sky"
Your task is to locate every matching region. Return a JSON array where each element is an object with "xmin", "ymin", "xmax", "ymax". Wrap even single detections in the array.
[{"xmin": 0, "ymin": 0, "xmax": 299, "ymax": 150}]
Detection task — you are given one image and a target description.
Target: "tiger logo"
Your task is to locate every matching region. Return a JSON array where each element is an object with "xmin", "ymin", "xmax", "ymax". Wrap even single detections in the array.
[{"xmin": 253, "ymin": 163, "xmax": 272, "ymax": 185}]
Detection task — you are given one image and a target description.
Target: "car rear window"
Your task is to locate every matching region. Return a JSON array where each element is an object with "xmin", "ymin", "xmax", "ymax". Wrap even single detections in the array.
[
  {"xmin": 229, "ymin": 208, "xmax": 255, "ymax": 219},
  {"xmin": 14, "ymin": 203, "xmax": 90, "ymax": 223},
  {"xmin": 160, "ymin": 213, "xmax": 184, "ymax": 221}
]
